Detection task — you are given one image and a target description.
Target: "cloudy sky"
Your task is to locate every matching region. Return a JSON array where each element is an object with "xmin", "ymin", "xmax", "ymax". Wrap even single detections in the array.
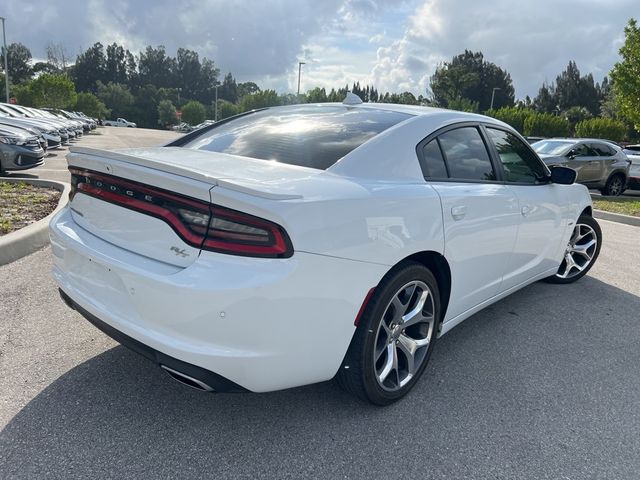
[{"xmin": 4, "ymin": 0, "xmax": 634, "ymax": 99}]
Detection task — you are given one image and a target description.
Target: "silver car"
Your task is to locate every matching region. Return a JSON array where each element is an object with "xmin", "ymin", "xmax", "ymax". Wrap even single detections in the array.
[
  {"xmin": 532, "ymin": 138, "xmax": 630, "ymax": 196},
  {"xmin": 622, "ymin": 145, "xmax": 640, "ymax": 191}
]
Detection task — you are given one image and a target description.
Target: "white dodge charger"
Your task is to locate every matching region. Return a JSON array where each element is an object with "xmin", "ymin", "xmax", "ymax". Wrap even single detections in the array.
[{"xmin": 50, "ymin": 98, "xmax": 601, "ymax": 405}]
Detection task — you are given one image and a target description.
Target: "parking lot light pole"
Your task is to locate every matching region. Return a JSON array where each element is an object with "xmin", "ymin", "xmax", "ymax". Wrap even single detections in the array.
[
  {"xmin": 214, "ymin": 84, "xmax": 219, "ymax": 122},
  {"xmin": 1, "ymin": 17, "xmax": 8, "ymax": 103},
  {"xmin": 490, "ymin": 87, "xmax": 500, "ymax": 110},
  {"xmin": 297, "ymin": 62, "xmax": 305, "ymax": 96}
]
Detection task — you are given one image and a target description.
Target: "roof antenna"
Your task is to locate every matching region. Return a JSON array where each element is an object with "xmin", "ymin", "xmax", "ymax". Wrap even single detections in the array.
[{"xmin": 342, "ymin": 92, "xmax": 363, "ymax": 105}]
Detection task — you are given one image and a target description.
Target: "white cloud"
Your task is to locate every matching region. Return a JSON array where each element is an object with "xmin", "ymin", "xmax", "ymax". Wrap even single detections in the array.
[
  {"xmin": 4, "ymin": 0, "xmax": 633, "ymax": 99},
  {"xmin": 368, "ymin": 0, "xmax": 632, "ymax": 98}
]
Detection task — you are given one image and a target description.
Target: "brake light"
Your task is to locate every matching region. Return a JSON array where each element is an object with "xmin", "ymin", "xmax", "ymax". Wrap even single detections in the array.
[{"xmin": 69, "ymin": 168, "xmax": 293, "ymax": 258}]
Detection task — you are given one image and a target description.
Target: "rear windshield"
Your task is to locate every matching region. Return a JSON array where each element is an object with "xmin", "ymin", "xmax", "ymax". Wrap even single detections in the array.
[
  {"xmin": 181, "ymin": 105, "xmax": 412, "ymax": 170},
  {"xmin": 532, "ymin": 140, "xmax": 574, "ymax": 155}
]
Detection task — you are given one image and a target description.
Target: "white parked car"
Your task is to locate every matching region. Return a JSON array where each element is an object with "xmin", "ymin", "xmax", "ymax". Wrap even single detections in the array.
[
  {"xmin": 50, "ymin": 101, "xmax": 600, "ymax": 405},
  {"xmin": 103, "ymin": 117, "xmax": 137, "ymax": 128}
]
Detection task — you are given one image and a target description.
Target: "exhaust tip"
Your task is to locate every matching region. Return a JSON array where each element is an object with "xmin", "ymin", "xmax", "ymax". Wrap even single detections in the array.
[{"xmin": 160, "ymin": 365, "xmax": 215, "ymax": 392}]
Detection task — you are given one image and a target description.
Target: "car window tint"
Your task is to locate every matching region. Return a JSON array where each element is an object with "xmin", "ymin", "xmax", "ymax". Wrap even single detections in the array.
[
  {"xmin": 181, "ymin": 105, "xmax": 412, "ymax": 170},
  {"xmin": 572, "ymin": 144, "xmax": 597, "ymax": 157},
  {"xmin": 438, "ymin": 127, "xmax": 496, "ymax": 181},
  {"xmin": 486, "ymin": 128, "xmax": 547, "ymax": 183},
  {"xmin": 591, "ymin": 143, "xmax": 615, "ymax": 156},
  {"xmin": 422, "ymin": 139, "xmax": 448, "ymax": 178}
]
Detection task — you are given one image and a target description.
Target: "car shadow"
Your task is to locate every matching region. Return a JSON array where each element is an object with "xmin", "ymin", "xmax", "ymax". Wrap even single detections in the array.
[{"xmin": 1, "ymin": 276, "xmax": 639, "ymax": 478}]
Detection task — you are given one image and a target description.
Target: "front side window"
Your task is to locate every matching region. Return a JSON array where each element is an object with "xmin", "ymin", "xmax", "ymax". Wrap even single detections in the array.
[
  {"xmin": 571, "ymin": 144, "xmax": 597, "ymax": 157},
  {"xmin": 438, "ymin": 127, "xmax": 496, "ymax": 181},
  {"xmin": 486, "ymin": 128, "xmax": 548, "ymax": 183}
]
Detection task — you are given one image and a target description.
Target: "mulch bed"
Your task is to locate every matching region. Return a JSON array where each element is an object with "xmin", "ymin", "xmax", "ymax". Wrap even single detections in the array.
[{"xmin": 0, "ymin": 182, "xmax": 61, "ymax": 236}]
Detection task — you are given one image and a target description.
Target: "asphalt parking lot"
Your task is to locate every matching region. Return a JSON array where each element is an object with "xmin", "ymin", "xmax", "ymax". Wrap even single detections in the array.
[{"xmin": 1, "ymin": 128, "xmax": 639, "ymax": 479}]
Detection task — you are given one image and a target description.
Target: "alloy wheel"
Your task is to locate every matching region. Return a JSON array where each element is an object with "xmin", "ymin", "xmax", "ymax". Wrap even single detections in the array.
[
  {"xmin": 555, "ymin": 223, "xmax": 598, "ymax": 280},
  {"xmin": 373, "ymin": 280, "xmax": 435, "ymax": 392},
  {"xmin": 608, "ymin": 176, "xmax": 623, "ymax": 196}
]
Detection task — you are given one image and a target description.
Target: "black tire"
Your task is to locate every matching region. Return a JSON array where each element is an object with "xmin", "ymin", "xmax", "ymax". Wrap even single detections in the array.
[
  {"xmin": 336, "ymin": 262, "xmax": 440, "ymax": 405},
  {"xmin": 601, "ymin": 173, "xmax": 625, "ymax": 196},
  {"xmin": 544, "ymin": 215, "xmax": 602, "ymax": 284}
]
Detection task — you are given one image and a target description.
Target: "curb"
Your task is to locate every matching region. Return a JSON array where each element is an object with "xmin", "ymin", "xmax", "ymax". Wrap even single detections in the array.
[
  {"xmin": 0, "ymin": 178, "xmax": 70, "ymax": 266},
  {"xmin": 593, "ymin": 209, "xmax": 640, "ymax": 228}
]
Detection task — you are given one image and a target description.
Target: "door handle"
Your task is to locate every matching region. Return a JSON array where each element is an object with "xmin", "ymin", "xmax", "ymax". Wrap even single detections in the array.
[
  {"xmin": 451, "ymin": 205, "xmax": 467, "ymax": 220},
  {"xmin": 521, "ymin": 205, "xmax": 532, "ymax": 217}
]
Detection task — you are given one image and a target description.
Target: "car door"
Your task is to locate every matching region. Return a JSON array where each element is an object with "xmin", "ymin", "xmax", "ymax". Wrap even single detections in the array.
[
  {"xmin": 590, "ymin": 142, "xmax": 616, "ymax": 181},
  {"xmin": 566, "ymin": 143, "xmax": 601, "ymax": 183},
  {"xmin": 418, "ymin": 125, "xmax": 520, "ymax": 322},
  {"xmin": 484, "ymin": 127, "xmax": 570, "ymax": 289}
]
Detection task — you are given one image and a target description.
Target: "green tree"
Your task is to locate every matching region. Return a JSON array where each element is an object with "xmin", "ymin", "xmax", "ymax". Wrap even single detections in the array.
[
  {"xmin": 429, "ymin": 50, "xmax": 515, "ymax": 111},
  {"xmin": 306, "ymin": 87, "xmax": 328, "ymax": 103},
  {"xmin": 610, "ymin": 18, "xmax": 640, "ymax": 131},
  {"xmin": 71, "ymin": 42, "xmax": 107, "ymax": 92},
  {"xmin": 75, "ymin": 92, "xmax": 110, "ymax": 119},
  {"xmin": 131, "ymin": 84, "xmax": 161, "ymax": 128},
  {"xmin": 533, "ymin": 83, "xmax": 557, "ymax": 113},
  {"xmin": 158, "ymin": 100, "xmax": 178, "ymax": 127},
  {"xmin": 26, "ymin": 74, "xmax": 77, "ymax": 108},
  {"xmin": 181, "ymin": 100, "xmax": 206, "ymax": 125},
  {"xmin": 575, "ymin": 118, "xmax": 627, "ymax": 142},
  {"xmin": 138, "ymin": 46, "xmax": 177, "ymax": 88},
  {"xmin": 563, "ymin": 106, "xmax": 592, "ymax": 134},
  {"xmin": 240, "ymin": 90, "xmax": 280, "ymax": 111},
  {"xmin": 105, "ymin": 43, "xmax": 135, "ymax": 85},
  {"xmin": 96, "ymin": 81, "xmax": 134, "ymax": 116},
  {"xmin": 446, "ymin": 97, "xmax": 479, "ymax": 112},
  {"xmin": 237, "ymin": 81, "xmax": 260, "ymax": 99},
  {"xmin": 0, "ymin": 43, "xmax": 33, "ymax": 84},
  {"xmin": 11, "ymin": 83, "xmax": 38, "ymax": 106},
  {"xmin": 219, "ymin": 73, "xmax": 238, "ymax": 103},
  {"xmin": 554, "ymin": 61, "xmax": 600, "ymax": 114}
]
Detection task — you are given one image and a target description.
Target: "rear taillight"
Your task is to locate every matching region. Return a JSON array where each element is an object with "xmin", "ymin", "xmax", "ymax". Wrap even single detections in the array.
[{"xmin": 69, "ymin": 168, "xmax": 293, "ymax": 258}]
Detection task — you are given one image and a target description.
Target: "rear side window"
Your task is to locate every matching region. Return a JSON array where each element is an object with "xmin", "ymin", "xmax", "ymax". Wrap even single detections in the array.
[
  {"xmin": 422, "ymin": 139, "xmax": 448, "ymax": 178},
  {"xmin": 438, "ymin": 127, "xmax": 496, "ymax": 181},
  {"xmin": 591, "ymin": 143, "xmax": 616, "ymax": 156},
  {"xmin": 181, "ymin": 105, "xmax": 412, "ymax": 170}
]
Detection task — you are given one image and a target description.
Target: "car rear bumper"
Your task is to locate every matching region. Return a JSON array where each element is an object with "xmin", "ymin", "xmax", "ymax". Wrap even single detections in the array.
[
  {"xmin": 58, "ymin": 288, "xmax": 247, "ymax": 392},
  {"xmin": 627, "ymin": 177, "xmax": 640, "ymax": 191},
  {"xmin": 49, "ymin": 207, "xmax": 387, "ymax": 392}
]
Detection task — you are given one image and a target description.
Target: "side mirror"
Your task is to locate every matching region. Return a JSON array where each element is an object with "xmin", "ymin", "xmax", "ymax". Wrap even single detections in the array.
[{"xmin": 550, "ymin": 166, "xmax": 577, "ymax": 185}]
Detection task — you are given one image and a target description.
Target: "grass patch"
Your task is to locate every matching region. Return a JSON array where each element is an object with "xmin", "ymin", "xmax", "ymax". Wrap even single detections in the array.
[
  {"xmin": 0, "ymin": 181, "xmax": 61, "ymax": 235},
  {"xmin": 592, "ymin": 197, "xmax": 640, "ymax": 217}
]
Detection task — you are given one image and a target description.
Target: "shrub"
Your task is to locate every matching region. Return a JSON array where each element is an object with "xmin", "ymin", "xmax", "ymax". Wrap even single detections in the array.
[
  {"xmin": 485, "ymin": 107, "xmax": 532, "ymax": 134},
  {"xmin": 180, "ymin": 100, "xmax": 206, "ymax": 125},
  {"xmin": 523, "ymin": 112, "xmax": 569, "ymax": 137},
  {"xmin": 75, "ymin": 92, "xmax": 110, "ymax": 119},
  {"xmin": 157, "ymin": 99, "xmax": 178, "ymax": 127},
  {"xmin": 574, "ymin": 118, "xmax": 627, "ymax": 143}
]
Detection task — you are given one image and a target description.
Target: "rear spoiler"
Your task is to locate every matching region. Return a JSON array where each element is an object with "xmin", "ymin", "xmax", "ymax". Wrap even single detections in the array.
[{"xmin": 68, "ymin": 146, "xmax": 303, "ymax": 200}]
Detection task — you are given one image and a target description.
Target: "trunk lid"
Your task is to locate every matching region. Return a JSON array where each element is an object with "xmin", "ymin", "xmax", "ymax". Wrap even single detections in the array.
[{"xmin": 66, "ymin": 146, "xmax": 329, "ymax": 267}]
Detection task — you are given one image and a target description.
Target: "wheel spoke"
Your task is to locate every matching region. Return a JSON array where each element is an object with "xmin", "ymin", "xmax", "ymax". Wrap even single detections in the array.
[
  {"xmin": 571, "ymin": 238, "xmax": 596, "ymax": 259},
  {"xmin": 377, "ymin": 343, "xmax": 395, "ymax": 384},
  {"xmin": 401, "ymin": 290, "xmax": 431, "ymax": 329}
]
